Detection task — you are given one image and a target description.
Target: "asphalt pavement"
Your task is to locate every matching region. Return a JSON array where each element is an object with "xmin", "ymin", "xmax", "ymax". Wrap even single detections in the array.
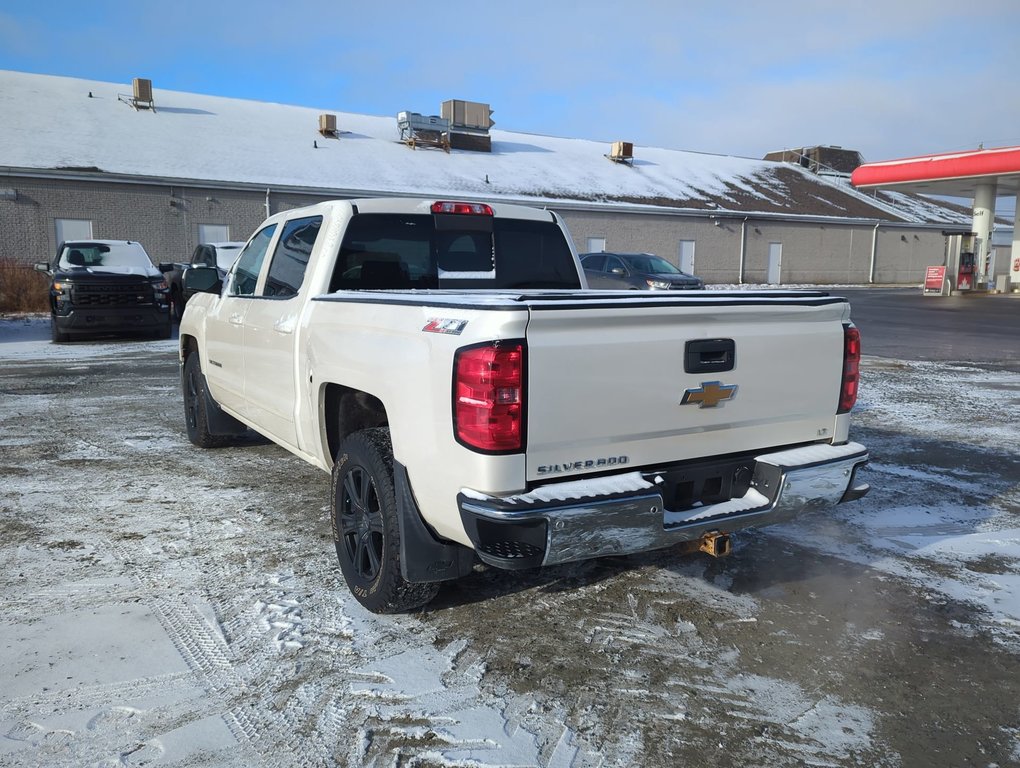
[{"xmin": 836, "ymin": 287, "xmax": 1020, "ymax": 370}]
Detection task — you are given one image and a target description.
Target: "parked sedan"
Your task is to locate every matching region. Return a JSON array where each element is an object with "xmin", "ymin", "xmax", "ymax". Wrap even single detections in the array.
[
  {"xmin": 165, "ymin": 242, "xmax": 245, "ymax": 321},
  {"xmin": 581, "ymin": 252, "xmax": 704, "ymax": 290}
]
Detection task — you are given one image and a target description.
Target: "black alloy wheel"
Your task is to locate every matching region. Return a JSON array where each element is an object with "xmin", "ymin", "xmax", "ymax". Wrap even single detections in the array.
[
  {"xmin": 331, "ymin": 428, "xmax": 439, "ymax": 613},
  {"xmin": 338, "ymin": 464, "xmax": 385, "ymax": 582},
  {"xmin": 182, "ymin": 352, "xmax": 231, "ymax": 448}
]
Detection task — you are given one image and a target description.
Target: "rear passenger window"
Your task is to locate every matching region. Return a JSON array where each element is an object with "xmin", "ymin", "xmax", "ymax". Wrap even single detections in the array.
[
  {"xmin": 263, "ymin": 216, "xmax": 322, "ymax": 298},
  {"xmin": 227, "ymin": 224, "xmax": 277, "ymax": 296}
]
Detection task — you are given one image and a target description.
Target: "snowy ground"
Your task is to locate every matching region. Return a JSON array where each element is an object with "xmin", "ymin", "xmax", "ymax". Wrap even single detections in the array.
[{"xmin": 1, "ymin": 314, "xmax": 1018, "ymax": 767}]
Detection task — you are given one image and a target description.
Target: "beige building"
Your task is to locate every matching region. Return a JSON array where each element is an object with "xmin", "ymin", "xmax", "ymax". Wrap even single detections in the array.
[{"xmin": 0, "ymin": 70, "xmax": 973, "ymax": 285}]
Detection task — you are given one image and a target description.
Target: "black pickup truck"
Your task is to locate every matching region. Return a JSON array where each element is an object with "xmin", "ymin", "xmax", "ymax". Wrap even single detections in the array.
[
  {"xmin": 34, "ymin": 240, "xmax": 173, "ymax": 342},
  {"xmin": 164, "ymin": 241, "xmax": 245, "ymax": 322}
]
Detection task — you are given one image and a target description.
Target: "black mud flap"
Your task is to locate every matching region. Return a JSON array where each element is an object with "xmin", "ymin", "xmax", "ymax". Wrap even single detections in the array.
[
  {"xmin": 205, "ymin": 394, "xmax": 247, "ymax": 436},
  {"xmin": 394, "ymin": 462, "xmax": 476, "ymax": 583}
]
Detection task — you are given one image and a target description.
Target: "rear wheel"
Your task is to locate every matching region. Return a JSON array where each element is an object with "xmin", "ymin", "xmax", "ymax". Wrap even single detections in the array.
[
  {"xmin": 331, "ymin": 428, "xmax": 439, "ymax": 613},
  {"xmin": 183, "ymin": 352, "xmax": 232, "ymax": 448}
]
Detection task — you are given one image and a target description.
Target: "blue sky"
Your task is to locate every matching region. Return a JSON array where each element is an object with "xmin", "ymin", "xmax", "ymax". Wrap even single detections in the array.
[{"xmin": 2, "ymin": 1, "xmax": 1019, "ymax": 170}]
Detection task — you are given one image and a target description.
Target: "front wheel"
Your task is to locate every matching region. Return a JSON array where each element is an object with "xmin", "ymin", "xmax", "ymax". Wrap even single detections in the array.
[
  {"xmin": 331, "ymin": 428, "xmax": 439, "ymax": 613},
  {"xmin": 50, "ymin": 317, "xmax": 70, "ymax": 343},
  {"xmin": 183, "ymin": 352, "xmax": 232, "ymax": 448},
  {"xmin": 171, "ymin": 288, "xmax": 185, "ymax": 324},
  {"xmin": 155, "ymin": 318, "xmax": 172, "ymax": 340}
]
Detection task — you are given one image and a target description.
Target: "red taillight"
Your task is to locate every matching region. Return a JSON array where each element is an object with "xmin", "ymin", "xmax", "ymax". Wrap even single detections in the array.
[
  {"xmin": 431, "ymin": 201, "xmax": 494, "ymax": 216},
  {"xmin": 454, "ymin": 342, "xmax": 525, "ymax": 452},
  {"xmin": 838, "ymin": 325, "xmax": 861, "ymax": 413}
]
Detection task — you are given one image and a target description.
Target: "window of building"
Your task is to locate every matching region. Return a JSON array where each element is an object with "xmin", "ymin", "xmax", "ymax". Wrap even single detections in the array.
[
  {"xmin": 198, "ymin": 223, "xmax": 230, "ymax": 243},
  {"xmin": 55, "ymin": 218, "xmax": 93, "ymax": 244},
  {"xmin": 586, "ymin": 237, "xmax": 607, "ymax": 253}
]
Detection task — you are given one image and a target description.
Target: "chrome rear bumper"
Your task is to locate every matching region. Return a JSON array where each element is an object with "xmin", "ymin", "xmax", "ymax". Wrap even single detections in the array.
[{"xmin": 458, "ymin": 442, "xmax": 869, "ymax": 570}]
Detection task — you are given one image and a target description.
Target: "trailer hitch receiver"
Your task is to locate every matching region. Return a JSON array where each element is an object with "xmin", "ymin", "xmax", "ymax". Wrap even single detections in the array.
[{"xmin": 680, "ymin": 531, "xmax": 732, "ymax": 558}]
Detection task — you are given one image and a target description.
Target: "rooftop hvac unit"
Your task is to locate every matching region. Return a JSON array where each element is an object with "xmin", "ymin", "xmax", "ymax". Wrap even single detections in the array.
[
  {"xmin": 609, "ymin": 141, "xmax": 634, "ymax": 163},
  {"xmin": 133, "ymin": 78, "xmax": 153, "ymax": 103},
  {"xmin": 396, "ymin": 111, "xmax": 450, "ymax": 152},
  {"xmin": 120, "ymin": 77, "xmax": 155, "ymax": 111},
  {"xmin": 441, "ymin": 100, "xmax": 494, "ymax": 130},
  {"xmin": 319, "ymin": 113, "xmax": 338, "ymax": 137},
  {"xmin": 449, "ymin": 132, "xmax": 492, "ymax": 153}
]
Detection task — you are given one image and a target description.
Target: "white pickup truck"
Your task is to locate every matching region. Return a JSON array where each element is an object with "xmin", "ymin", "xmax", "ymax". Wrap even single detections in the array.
[{"xmin": 179, "ymin": 198, "xmax": 869, "ymax": 613}]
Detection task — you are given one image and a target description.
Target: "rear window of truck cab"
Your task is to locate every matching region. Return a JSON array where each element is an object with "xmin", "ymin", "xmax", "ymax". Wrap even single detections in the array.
[{"xmin": 329, "ymin": 213, "xmax": 581, "ymax": 292}]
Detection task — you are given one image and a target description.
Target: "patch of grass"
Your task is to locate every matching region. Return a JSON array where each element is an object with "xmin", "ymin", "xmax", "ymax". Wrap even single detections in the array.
[
  {"xmin": 0, "ymin": 518, "xmax": 40, "ymax": 545},
  {"xmin": 47, "ymin": 540, "xmax": 86, "ymax": 551},
  {"xmin": 965, "ymin": 554, "xmax": 1020, "ymax": 575},
  {"xmin": 0, "ymin": 258, "xmax": 50, "ymax": 312}
]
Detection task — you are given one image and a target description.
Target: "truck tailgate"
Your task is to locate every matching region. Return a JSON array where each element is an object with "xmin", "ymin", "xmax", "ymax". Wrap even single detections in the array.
[{"xmin": 524, "ymin": 294, "xmax": 850, "ymax": 482}]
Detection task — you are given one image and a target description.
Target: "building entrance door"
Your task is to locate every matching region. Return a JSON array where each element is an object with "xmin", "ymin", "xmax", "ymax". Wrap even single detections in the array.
[{"xmin": 767, "ymin": 243, "xmax": 783, "ymax": 284}]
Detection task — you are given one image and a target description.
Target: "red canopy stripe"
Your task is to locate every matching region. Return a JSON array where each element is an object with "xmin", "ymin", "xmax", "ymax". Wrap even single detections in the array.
[{"xmin": 851, "ymin": 146, "xmax": 1020, "ymax": 188}]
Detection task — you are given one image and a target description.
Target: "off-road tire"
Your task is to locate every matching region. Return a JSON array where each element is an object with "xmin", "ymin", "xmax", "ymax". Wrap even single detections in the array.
[
  {"xmin": 183, "ymin": 352, "xmax": 232, "ymax": 448},
  {"xmin": 331, "ymin": 428, "xmax": 440, "ymax": 613}
]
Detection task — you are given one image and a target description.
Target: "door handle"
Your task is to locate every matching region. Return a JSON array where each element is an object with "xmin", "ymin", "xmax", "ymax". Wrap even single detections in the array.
[
  {"xmin": 273, "ymin": 317, "xmax": 296, "ymax": 335},
  {"xmin": 229, "ymin": 313, "xmax": 244, "ymax": 325},
  {"xmin": 685, "ymin": 339, "xmax": 735, "ymax": 374}
]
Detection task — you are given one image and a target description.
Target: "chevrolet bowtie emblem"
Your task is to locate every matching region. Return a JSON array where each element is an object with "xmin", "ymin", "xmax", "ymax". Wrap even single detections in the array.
[{"xmin": 681, "ymin": 381, "xmax": 738, "ymax": 408}]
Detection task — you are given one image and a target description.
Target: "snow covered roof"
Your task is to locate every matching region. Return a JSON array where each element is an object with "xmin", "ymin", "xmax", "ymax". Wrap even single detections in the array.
[{"xmin": 0, "ymin": 70, "xmax": 972, "ymax": 225}]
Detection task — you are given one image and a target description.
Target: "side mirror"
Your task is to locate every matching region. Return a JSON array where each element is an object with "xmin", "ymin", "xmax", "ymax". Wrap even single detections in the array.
[
  {"xmin": 610, "ymin": 267, "xmax": 626, "ymax": 276},
  {"xmin": 34, "ymin": 262, "xmax": 51, "ymax": 274},
  {"xmin": 158, "ymin": 262, "xmax": 176, "ymax": 273},
  {"xmin": 183, "ymin": 266, "xmax": 222, "ymax": 301},
  {"xmin": 191, "ymin": 254, "xmax": 215, "ymax": 268}
]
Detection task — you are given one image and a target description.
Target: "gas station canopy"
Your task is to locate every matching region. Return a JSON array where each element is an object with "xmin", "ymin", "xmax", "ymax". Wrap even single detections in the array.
[
  {"xmin": 851, "ymin": 145, "xmax": 1020, "ymax": 197},
  {"xmin": 852, "ymin": 145, "xmax": 1020, "ymax": 292}
]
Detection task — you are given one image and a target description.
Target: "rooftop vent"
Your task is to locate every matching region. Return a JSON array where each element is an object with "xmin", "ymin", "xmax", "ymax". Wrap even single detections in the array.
[
  {"xmin": 319, "ymin": 113, "xmax": 338, "ymax": 138},
  {"xmin": 397, "ymin": 111, "xmax": 450, "ymax": 152},
  {"xmin": 442, "ymin": 100, "xmax": 493, "ymax": 153},
  {"xmin": 608, "ymin": 141, "xmax": 634, "ymax": 164}
]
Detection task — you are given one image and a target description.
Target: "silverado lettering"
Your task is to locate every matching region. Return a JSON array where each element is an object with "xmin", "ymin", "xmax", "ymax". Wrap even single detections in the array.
[{"xmin": 538, "ymin": 457, "xmax": 630, "ymax": 474}]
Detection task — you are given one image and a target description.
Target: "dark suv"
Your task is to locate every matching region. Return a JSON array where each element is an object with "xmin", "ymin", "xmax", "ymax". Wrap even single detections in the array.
[
  {"xmin": 34, "ymin": 240, "xmax": 172, "ymax": 342},
  {"xmin": 581, "ymin": 251, "xmax": 704, "ymax": 290}
]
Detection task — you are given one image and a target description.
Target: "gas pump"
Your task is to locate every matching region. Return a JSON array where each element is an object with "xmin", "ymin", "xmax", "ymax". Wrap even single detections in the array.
[{"xmin": 957, "ymin": 233, "xmax": 976, "ymax": 291}]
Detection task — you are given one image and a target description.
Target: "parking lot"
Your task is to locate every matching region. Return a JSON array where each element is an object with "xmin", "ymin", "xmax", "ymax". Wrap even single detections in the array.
[{"xmin": 1, "ymin": 289, "xmax": 1019, "ymax": 767}]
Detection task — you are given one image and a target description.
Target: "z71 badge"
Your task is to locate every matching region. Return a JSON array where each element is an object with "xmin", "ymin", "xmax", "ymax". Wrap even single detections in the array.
[
  {"xmin": 681, "ymin": 381, "xmax": 737, "ymax": 408},
  {"xmin": 422, "ymin": 318, "xmax": 468, "ymax": 335}
]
